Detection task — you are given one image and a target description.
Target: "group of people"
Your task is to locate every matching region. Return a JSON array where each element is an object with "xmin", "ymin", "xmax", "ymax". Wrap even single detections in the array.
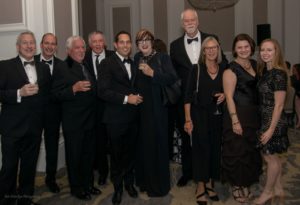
[{"xmin": 0, "ymin": 7, "xmax": 294, "ymax": 205}]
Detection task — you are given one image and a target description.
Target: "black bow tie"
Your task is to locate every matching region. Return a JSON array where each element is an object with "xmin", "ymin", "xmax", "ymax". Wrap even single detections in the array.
[
  {"xmin": 123, "ymin": 58, "xmax": 131, "ymax": 64},
  {"xmin": 187, "ymin": 37, "xmax": 199, "ymax": 44},
  {"xmin": 23, "ymin": 61, "xmax": 35, "ymax": 66},
  {"xmin": 42, "ymin": 59, "xmax": 52, "ymax": 65}
]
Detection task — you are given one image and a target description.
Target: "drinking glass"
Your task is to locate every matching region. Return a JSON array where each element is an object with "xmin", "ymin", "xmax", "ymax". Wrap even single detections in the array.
[{"xmin": 212, "ymin": 91, "xmax": 222, "ymax": 115}]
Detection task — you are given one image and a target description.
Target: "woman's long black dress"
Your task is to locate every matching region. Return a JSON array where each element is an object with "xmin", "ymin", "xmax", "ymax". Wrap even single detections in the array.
[
  {"xmin": 184, "ymin": 63, "xmax": 226, "ymax": 182},
  {"xmin": 222, "ymin": 61, "xmax": 262, "ymax": 187},
  {"xmin": 257, "ymin": 68, "xmax": 290, "ymax": 154},
  {"xmin": 134, "ymin": 52, "xmax": 177, "ymax": 197}
]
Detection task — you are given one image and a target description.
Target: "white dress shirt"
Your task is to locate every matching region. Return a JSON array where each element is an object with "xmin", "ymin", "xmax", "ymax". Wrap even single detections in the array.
[{"xmin": 184, "ymin": 30, "xmax": 201, "ymax": 64}]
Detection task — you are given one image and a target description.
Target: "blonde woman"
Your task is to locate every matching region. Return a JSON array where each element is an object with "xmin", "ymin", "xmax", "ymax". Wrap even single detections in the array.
[
  {"xmin": 184, "ymin": 36, "xmax": 226, "ymax": 205},
  {"xmin": 253, "ymin": 39, "xmax": 290, "ymax": 204}
]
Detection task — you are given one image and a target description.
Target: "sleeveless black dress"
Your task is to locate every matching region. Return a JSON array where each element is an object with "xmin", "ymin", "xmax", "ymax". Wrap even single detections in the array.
[{"xmin": 222, "ymin": 61, "xmax": 262, "ymax": 187}]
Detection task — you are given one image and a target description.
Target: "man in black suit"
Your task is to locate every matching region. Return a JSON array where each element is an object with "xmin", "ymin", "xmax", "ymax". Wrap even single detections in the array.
[
  {"xmin": 84, "ymin": 31, "xmax": 114, "ymax": 186},
  {"xmin": 170, "ymin": 8, "xmax": 228, "ymax": 187},
  {"xmin": 98, "ymin": 31, "xmax": 143, "ymax": 205},
  {"xmin": 35, "ymin": 33, "xmax": 63, "ymax": 193},
  {"xmin": 51, "ymin": 36, "xmax": 100, "ymax": 201},
  {"xmin": 0, "ymin": 31, "xmax": 51, "ymax": 205}
]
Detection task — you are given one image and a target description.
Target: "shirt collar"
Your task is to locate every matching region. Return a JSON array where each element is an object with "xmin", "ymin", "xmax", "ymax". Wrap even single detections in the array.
[{"xmin": 19, "ymin": 55, "xmax": 34, "ymax": 64}]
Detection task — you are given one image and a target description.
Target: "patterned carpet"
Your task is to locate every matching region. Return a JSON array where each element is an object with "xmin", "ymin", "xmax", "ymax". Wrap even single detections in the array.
[{"xmin": 34, "ymin": 128, "xmax": 300, "ymax": 205}]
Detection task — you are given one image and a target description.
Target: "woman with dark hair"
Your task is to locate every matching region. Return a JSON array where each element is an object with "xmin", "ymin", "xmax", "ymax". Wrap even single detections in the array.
[
  {"xmin": 222, "ymin": 33, "xmax": 262, "ymax": 203},
  {"xmin": 133, "ymin": 29, "xmax": 178, "ymax": 197},
  {"xmin": 184, "ymin": 36, "xmax": 226, "ymax": 205},
  {"xmin": 253, "ymin": 39, "xmax": 290, "ymax": 205}
]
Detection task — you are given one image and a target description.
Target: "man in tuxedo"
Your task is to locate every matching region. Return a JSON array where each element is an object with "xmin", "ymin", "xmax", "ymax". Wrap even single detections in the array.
[
  {"xmin": 98, "ymin": 31, "xmax": 143, "ymax": 205},
  {"xmin": 34, "ymin": 33, "xmax": 63, "ymax": 193},
  {"xmin": 170, "ymin": 8, "xmax": 228, "ymax": 187},
  {"xmin": 0, "ymin": 31, "xmax": 51, "ymax": 205},
  {"xmin": 51, "ymin": 36, "xmax": 100, "ymax": 201},
  {"xmin": 84, "ymin": 31, "xmax": 114, "ymax": 186}
]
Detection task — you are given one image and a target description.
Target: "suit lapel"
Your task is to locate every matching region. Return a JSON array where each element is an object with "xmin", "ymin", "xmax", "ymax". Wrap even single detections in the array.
[
  {"xmin": 113, "ymin": 54, "xmax": 131, "ymax": 81},
  {"xmin": 15, "ymin": 56, "xmax": 30, "ymax": 83},
  {"xmin": 179, "ymin": 36, "xmax": 193, "ymax": 67}
]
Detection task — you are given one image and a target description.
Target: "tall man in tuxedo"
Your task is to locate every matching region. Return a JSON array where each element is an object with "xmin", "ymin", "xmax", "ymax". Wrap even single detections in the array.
[
  {"xmin": 98, "ymin": 31, "xmax": 143, "ymax": 205},
  {"xmin": 0, "ymin": 31, "xmax": 51, "ymax": 205},
  {"xmin": 35, "ymin": 33, "xmax": 63, "ymax": 193},
  {"xmin": 84, "ymin": 31, "xmax": 114, "ymax": 186},
  {"xmin": 51, "ymin": 36, "xmax": 100, "ymax": 201},
  {"xmin": 170, "ymin": 8, "xmax": 228, "ymax": 187}
]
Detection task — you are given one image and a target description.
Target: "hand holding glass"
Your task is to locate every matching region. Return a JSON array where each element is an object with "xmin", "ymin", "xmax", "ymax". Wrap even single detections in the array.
[{"xmin": 212, "ymin": 91, "xmax": 222, "ymax": 115}]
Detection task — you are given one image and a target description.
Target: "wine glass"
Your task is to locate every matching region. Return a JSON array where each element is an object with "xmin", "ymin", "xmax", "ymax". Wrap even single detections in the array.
[
  {"xmin": 212, "ymin": 91, "xmax": 222, "ymax": 115},
  {"xmin": 139, "ymin": 57, "xmax": 147, "ymax": 70}
]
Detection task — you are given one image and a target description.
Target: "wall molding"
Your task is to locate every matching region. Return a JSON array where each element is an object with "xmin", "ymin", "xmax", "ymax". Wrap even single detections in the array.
[{"xmin": 0, "ymin": 0, "xmax": 27, "ymax": 32}]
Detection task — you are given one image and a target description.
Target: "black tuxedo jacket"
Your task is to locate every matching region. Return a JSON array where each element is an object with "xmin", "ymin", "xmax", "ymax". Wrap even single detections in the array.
[
  {"xmin": 51, "ymin": 56, "xmax": 97, "ymax": 131},
  {"xmin": 84, "ymin": 49, "xmax": 114, "ymax": 79},
  {"xmin": 170, "ymin": 31, "xmax": 227, "ymax": 96},
  {"xmin": 0, "ymin": 56, "xmax": 51, "ymax": 137},
  {"xmin": 97, "ymin": 53, "xmax": 138, "ymax": 123}
]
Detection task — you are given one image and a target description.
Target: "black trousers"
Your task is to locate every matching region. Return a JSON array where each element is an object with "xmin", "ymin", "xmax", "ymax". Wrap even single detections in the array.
[
  {"xmin": 63, "ymin": 128, "xmax": 95, "ymax": 194},
  {"xmin": 44, "ymin": 103, "xmax": 62, "ymax": 183},
  {"xmin": 0, "ymin": 131, "xmax": 41, "ymax": 199},
  {"xmin": 106, "ymin": 122, "xmax": 137, "ymax": 191}
]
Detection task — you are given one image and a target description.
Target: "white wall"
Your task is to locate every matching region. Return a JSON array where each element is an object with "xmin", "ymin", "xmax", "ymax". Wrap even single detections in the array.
[{"xmin": 0, "ymin": 0, "xmax": 79, "ymax": 171}]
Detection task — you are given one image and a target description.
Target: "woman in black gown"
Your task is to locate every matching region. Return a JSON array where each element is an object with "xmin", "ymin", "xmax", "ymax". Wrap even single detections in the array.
[
  {"xmin": 133, "ymin": 29, "xmax": 178, "ymax": 197},
  {"xmin": 253, "ymin": 39, "xmax": 289, "ymax": 205},
  {"xmin": 184, "ymin": 36, "xmax": 226, "ymax": 205},
  {"xmin": 222, "ymin": 34, "xmax": 262, "ymax": 203}
]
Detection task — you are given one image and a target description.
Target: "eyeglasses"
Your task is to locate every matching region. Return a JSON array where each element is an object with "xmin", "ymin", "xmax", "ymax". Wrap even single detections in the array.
[
  {"xmin": 204, "ymin": 46, "xmax": 218, "ymax": 51},
  {"xmin": 137, "ymin": 39, "xmax": 152, "ymax": 45}
]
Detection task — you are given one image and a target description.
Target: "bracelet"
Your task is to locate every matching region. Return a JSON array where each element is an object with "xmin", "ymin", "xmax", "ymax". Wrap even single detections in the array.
[
  {"xmin": 232, "ymin": 121, "xmax": 240, "ymax": 125},
  {"xmin": 230, "ymin": 112, "xmax": 237, "ymax": 116},
  {"xmin": 185, "ymin": 120, "xmax": 192, "ymax": 123}
]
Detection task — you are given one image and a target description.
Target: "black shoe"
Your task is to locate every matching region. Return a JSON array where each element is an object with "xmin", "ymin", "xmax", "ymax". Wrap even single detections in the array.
[
  {"xmin": 72, "ymin": 191, "xmax": 92, "ymax": 201},
  {"xmin": 177, "ymin": 176, "xmax": 190, "ymax": 187},
  {"xmin": 86, "ymin": 186, "xmax": 102, "ymax": 195},
  {"xmin": 196, "ymin": 192, "xmax": 207, "ymax": 205},
  {"xmin": 98, "ymin": 176, "xmax": 107, "ymax": 186},
  {"xmin": 112, "ymin": 190, "xmax": 123, "ymax": 205},
  {"xmin": 46, "ymin": 181, "xmax": 60, "ymax": 193},
  {"xmin": 16, "ymin": 198, "xmax": 40, "ymax": 205},
  {"xmin": 125, "ymin": 185, "xmax": 138, "ymax": 198},
  {"xmin": 205, "ymin": 186, "xmax": 219, "ymax": 201}
]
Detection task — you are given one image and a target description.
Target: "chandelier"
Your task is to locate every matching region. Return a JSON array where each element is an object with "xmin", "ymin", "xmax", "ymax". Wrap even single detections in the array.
[{"xmin": 187, "ymin": 0, "xmax": 240, "ymax": 12}]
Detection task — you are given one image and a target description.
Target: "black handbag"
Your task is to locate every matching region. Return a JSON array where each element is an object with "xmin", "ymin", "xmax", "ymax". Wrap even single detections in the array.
[
  {"xmin": 157, "ymin": 56, "xmax": 182, "ymax": 106},
  {"xmin": 162, "ymin": 79, "xmax": 182, "ymax": 106}
]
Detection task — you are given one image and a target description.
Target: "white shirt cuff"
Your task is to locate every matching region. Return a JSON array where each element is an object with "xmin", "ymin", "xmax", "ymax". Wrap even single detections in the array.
[
  {"xmin": 17, "ymin": 89, "xmax": 22, "ymax": 103},
  {"xmin": 123, "ymin": 95, "xmax": 128, "ymax": 104}
]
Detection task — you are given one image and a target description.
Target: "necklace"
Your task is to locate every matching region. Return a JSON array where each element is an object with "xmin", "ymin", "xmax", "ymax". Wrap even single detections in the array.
[
  {"xmin": 207, "ymin": 65, "xmax": 219, "ymax": 75},
  {"xmin": 236, "ymin": 59, "xmax": 251, "ymax": 70}
]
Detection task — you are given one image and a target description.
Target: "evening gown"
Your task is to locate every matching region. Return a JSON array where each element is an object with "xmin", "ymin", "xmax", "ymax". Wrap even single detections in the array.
[
  {"xmin": 222, "ymin": 61, "xmax": 262, "ymax": 187},
  {"xmin": 134, "ymin": 51, "xmax": 177, "ymax": 197},
  {"xmin": 257, "ymin": 68, "xmax": 290, "ymax": 154}
]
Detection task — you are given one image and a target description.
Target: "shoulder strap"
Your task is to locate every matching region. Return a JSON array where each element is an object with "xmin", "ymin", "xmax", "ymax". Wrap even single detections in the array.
[{"xmin": 195, "ymin": 64, "xmax": 200, "ymax": 93}]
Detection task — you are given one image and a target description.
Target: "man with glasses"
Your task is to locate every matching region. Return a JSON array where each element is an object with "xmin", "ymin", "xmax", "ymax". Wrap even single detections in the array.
[{"xmin": 0, "ymin": 31, "xmax": 51, "ymax": 205}]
